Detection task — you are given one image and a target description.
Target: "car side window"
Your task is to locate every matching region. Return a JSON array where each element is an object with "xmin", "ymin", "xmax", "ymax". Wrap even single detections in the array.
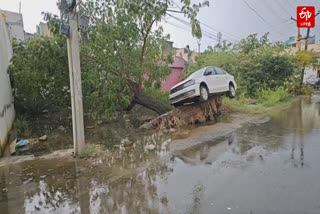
[
  {"xmin": 214, "ymin": 67, "xmax": 226, "ymax": 75},
  {"xmin": 204, "ymin": 67, "xmax": 214, "ymax": 76}
]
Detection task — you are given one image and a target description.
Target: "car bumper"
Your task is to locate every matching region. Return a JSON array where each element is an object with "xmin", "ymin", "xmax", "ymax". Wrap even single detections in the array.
[{"xmin": 169, "ymin": 84, "xmax": 200, "ymax": 104}]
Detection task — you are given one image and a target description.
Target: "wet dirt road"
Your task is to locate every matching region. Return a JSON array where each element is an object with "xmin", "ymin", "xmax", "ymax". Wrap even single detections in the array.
[{"xmin": 1, "ymin": 96, "xmax": 320, "ymax": 214}]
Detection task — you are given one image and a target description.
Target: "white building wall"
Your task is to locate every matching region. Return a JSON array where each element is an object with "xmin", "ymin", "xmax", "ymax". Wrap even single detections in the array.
[
  {"xmin": 304, "ymin": 43, "xmax": 320, "ymax": 83},
  {"xmin": 1, "ymin": 10, "xmax": 25, "ymax": 41},
  {"xmin": 0, "ymin": 14, "xmax": 15, "ymax": 155},
  {"xmin": 304, "ymin": 67, "xmax": 319, "ymax": 83}
]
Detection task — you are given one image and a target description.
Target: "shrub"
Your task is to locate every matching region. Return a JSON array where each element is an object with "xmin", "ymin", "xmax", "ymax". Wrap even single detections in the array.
[
  {"xmin": 284, "ymin": 76, "xmax": 313, "ymax": 96},
  {"xmin": 8, "ymin": 37, "xmax": 70, "ymax": 114},
  {"xmin": 187, "ymin": 34, "xmax": 299, "ymax": 98},
  {"xmin": 256, "ymin": 87, "xmax": 290, "ymax": 107},
  {"xmin": 143, "ymin": 87, "xmax": 172, "ymax": 107},
  {"xmin": 14, "ymin": 116, "xmax": 32, "ymax": 138}
]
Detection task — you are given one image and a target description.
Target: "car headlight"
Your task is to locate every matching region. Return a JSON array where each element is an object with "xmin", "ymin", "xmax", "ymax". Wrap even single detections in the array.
[{"xmin": 183, "ymin": 79, "xmax": 195, "ymax": 88}]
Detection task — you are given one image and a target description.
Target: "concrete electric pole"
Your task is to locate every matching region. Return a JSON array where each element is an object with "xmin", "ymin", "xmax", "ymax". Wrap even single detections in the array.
[
  {"xmin": 197, "ymin": 39, "xmax": 201, "ymax": 54},
  {"xmin": 61, "ymin": 0, "xmax": 86, "ymax": 157},
  {"xmin": 68, "ymin": 7, "xmax": 85, "ymax": 157}
]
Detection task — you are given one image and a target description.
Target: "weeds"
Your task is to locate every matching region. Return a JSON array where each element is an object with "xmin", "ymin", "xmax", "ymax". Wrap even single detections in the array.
[
  {"xmin": 80, "ymin": 143, "xmax": 104, "ymax": 158},
  {"xmin": 14, "ymin": 116, "xmax": 32, "ymax": 138},
  {"xmin": 224, "ymin": 87, "xmax": 291, "ymax": 114},
  {"xmin": 256, "ymin": 87, "xmax": 290, "ymax": 107}
]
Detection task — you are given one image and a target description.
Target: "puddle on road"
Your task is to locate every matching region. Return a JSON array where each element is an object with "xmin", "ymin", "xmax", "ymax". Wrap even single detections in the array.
[{"xmin": 1, "ymin": 96, "xmax": 320, "ymax": 214}]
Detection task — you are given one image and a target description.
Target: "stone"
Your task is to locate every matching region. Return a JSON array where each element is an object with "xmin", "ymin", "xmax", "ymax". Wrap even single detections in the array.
[
  {"xmin": 39, "ymin": 135, "xmax": 48, "ymax": 141},
  {"xmin": 144, "ymin": 144, "xmax": 156, "ymax": 151},
  {"xmin": 9, "ymin": 138, "xmax": 17, "ymax": 155},
  {"xmin": 58, "ymin": 125, "xmax": 66, "ymax": 132}
]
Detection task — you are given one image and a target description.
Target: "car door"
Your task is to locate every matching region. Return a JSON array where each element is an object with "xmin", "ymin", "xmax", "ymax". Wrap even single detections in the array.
[
  {"xmin": 204, "ymin": 67, "xmax": 219, "ymax": 93},
  {"xmin": 214, "ymin": 67, "xmax": 228, "ymax": 92}
]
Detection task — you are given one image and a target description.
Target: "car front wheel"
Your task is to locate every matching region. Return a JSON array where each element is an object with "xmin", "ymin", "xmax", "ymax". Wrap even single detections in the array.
[
  {"xmin": 199, "ymin": 85, "xmax": 209, "ymax": 102},
  {"xmin": 227, "ymin": 84, "xmax": 236, "ymax": 98}
]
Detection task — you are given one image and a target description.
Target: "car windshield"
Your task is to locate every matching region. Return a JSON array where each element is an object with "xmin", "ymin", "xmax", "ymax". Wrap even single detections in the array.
[{"xmin": 188, "ymin": 68, "xmax": 205, "ymax": 79}]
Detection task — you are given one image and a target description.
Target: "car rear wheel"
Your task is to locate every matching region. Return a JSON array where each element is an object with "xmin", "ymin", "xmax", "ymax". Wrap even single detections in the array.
[
  {"xmin": 227, "ymin": 84, "xmax": 236, "ymax": 98},
  {"xmin": 199, "ymin": 85, "xmax": 209, "ymax": 102}
]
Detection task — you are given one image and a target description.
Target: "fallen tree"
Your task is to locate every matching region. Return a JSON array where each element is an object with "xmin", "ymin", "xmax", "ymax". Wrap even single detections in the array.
[{"xmin": 140, "ymin": 95, "xmax": 223, "ymax": 130}]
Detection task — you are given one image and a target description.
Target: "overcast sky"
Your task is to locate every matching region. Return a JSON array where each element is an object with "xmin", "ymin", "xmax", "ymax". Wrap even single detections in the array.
[{"xmin": 1, "ymin": 0, "xmax": 319, "ymax": 52}]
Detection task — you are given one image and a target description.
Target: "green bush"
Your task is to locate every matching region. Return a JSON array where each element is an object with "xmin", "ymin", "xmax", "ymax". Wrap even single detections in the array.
[
  {"xmin": 284, "ymin": 76, "xmax": 313, "ymax": 96},
  {"xmin": 188, "ymin": 34, "xmax": 299, "ymax": 98},
  {"xmin": 8, "ymin": 37, "xmax": 70, "ymax": 114},
  {"xmin": 143, "ymin": 87, "xmax": 172, "ymax": 106},
  {"xmin": 256, "ymin": 87, "xmax": 290, "ymax": 107},
  {"xmin": 14, "ymin": 116, "xmax": 32, "ymax": 138},
  {"xmin": 224, "ymin": 87, "xmax": 290, "ymax": 114}
]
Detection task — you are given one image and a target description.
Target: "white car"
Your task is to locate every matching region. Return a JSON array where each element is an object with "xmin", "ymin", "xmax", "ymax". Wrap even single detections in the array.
[{"xmin": 169, "ymin": 66, "xmax": 237, "ymax": 106}]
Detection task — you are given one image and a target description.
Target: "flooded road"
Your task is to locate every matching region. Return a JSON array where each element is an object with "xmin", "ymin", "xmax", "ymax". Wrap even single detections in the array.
[{"xmin": 1, "ymin": 96, "xmax": 320, "ymax": 214}]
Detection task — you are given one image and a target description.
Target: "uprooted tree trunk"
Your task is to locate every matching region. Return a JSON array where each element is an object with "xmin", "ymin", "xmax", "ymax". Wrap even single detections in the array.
[
  {"xmin": 126, "ymin": 92, "xmax": 172, "ymax": 115},
  {"xmin": 140, "ymin": 95, "xmax": 223, "ymax": 130}
]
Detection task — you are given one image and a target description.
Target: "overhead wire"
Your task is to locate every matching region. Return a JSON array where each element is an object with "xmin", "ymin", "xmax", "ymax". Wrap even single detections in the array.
[
  {"xmin": 273, "ymin": 0, "xmax": 293, "ymax": 17},
  {"xmin": 241, "ymin": 0, "xmax": 294, "ymax": 39},
  {"xmin": 164, "ymin": 18, "xmax": 220, "ymax": 43},
  {"xmin": 170, "ymin": 0, "xmax": 241, "ymax": 42},
  {"xmin": 166, "ymin": 13, "xmax": 237, "ymax": 44}
]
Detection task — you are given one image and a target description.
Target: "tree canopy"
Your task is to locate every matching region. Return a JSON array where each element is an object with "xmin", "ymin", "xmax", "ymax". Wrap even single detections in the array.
[
  {"xmin": 9, "ymin": 0, "xmax": 209, "ymax": 117},
  {"xmin": 188, "ymin": 34, "xmax": 298, "ymax": 97}
]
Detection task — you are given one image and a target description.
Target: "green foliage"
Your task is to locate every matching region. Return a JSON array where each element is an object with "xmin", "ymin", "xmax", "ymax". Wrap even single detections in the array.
[
  {"xmin": 80, "ymin": 0, "xmax": 208, "ymax": 116},
  {"xmin": 13, "ymin": 116, "xmax": 32, "ymax": 138},
  {"xmin": 295, "ymin": 51, "xmax": 319, "ymax": 67},
  {"xmin": 256, "ymin": 87, "xmax": 290, "ymax": 107},
  {"xmin": 8, "ymin": 36, "xmax": 70, "ymax": 114},
  {"xmin": 224, "ymin": 87, "xmax": 290, "ymax": 114},
  {"xmin": 236, "ymin": 33, "xmax": 270, "ymax": 54},
  {"xmin": 81, "ymin": 19, "xmax": 171, "ymax": 115},
  {"xmin": 299, "ymin": 85, "xmax": 313, "ymax": 96},
  {"xmin": 284, "ymin": 75, "xmax": 313, "ymax": 96},
  {"xmin": 10, "ymin": 0, "xmax": 208, "ymax": 118},
  {"xmin": 143, "ymin": 87, "xmax": 172, "ymax": 106},
  {"xmin": 189, "ymin": 34, "xmax": 298, "ymax": 98},
  {"xmin": 295, "ymin": 51, "xmax": 320, "ymax": 86},
  {"xmin": 80, "ymin": 0, "xmax": 209, "ymax": 39}
]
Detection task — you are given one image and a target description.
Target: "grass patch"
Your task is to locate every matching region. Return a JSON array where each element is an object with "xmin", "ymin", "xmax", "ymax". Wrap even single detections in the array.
[
  {"xmin": 80, "ymin": 143, "xmax": 104, "ymax": 158},
  {"xmin": 224, "ymin": 87, "xmax": 291, "ymax": 114}
]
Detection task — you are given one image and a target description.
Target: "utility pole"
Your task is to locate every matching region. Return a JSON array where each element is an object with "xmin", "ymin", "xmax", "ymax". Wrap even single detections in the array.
[
  {"xmin": 291, "ymin": 10, "xmax": 320, "ymax": 86},
  {"xmin": 217, "ymin": 32, "xmax": 222, "ymax": 46},
  {"xmin": 291, "ymin": 10, "xmax": 320, "ymax": 51},
  {"xmin": 66, "ymin": 5, "xmax": 85, "ymax": 157},
  {"xmin": 197, "ymin": 39, "xmax": 201, "ymax": 54}
]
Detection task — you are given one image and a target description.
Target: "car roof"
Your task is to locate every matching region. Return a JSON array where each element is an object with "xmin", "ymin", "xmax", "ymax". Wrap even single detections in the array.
[{"xmin": 188, "ymin": 67, "xmax": 208, "ymax": 78}]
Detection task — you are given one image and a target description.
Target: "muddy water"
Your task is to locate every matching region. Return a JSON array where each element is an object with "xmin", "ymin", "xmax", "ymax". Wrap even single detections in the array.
[{"xmin": 1, "ymin": 96, "xmax": 320, "ymax": 214}]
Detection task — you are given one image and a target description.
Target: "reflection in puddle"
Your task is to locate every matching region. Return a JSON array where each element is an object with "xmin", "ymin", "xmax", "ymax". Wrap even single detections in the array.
[{"xmin": 1, "ymin": 96, "xmax": 320, "ymax": 213}]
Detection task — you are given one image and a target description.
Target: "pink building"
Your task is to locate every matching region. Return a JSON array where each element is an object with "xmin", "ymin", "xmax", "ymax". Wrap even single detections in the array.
[{"xmin": 161, "ymin": 56, "xmax": 186, "ymax": 92}]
